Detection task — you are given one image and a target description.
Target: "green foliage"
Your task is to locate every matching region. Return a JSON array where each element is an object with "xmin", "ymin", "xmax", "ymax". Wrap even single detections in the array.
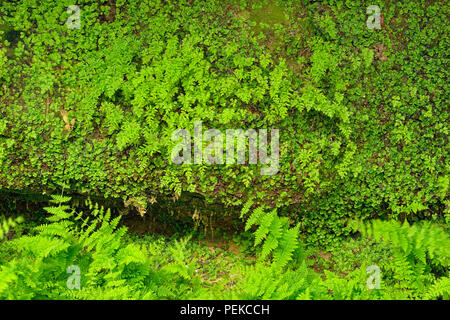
[
  {"xmin": 0, "ymin": 199, "xmax": 449, "ymax": 300},
  {"xmin": 232, "ymin": 209, "xmax": 450, "ymax": 300},
  {"xmin": 226, "ymin": 261, "xmax": 325, "ymax": 299},
  {"xmin": 424, "ymin": 276, "xmax": 450, "ymax": 300},
  {"xmin": 0, "ymin": 0, "xmax": 448, "ymax": 301},
  {"xmin": 352, "ymin": 219, "xmax": 450, "ymax": 267},
  {"xmin": 0, "ymin": 0, "xmax": 447, "ymax": 246},
  {"xmin": 245, "ymin": 206, "xmax": 300, "ymax": 269},
  {"xmin": 0, "ymin": 215, "xmax": 23, "ymax": 240},
  {"xmin": 0, "ymin": 196, "xmax": 203, "ymax": 299},
  {"xmin": 0, "ymin": 48, "xmax": 7, "ymax": 80},
  {"xmin": 350, "ymin": 218, "xmax": 450, "ymax": 299}
]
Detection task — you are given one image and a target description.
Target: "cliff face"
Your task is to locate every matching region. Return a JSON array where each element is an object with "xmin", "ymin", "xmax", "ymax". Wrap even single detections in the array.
[{"xmin": 0, "ymin": 0, "xmax": 448, "ymax": 245}]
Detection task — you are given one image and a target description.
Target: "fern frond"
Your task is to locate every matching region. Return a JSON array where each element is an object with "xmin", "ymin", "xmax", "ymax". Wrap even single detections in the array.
[
  {"xmin": 254, "ymin": 209, "xmax": 276, "ymax": 246},
  {"xmin": 273, "ymin": 224, "xmax": 300, "ymax": 269},
  {"xmin": 48, "ymin": 194, "xmax": 72, "ymax": 204},
  {"xmin": 245, "ymin": 206, "xmax": 266, "ymax": 231},
  {"xmin": 424, "ymin": 276, "xmax": 450, "ymax": 300}
]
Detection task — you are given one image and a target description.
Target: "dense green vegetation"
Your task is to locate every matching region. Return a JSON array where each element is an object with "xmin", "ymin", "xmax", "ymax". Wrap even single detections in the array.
[
  {"xmin": 0, "ymin": 0, "xmax": 448, "ymax": 300},
  {"xmin": 0, "ymin": 196, "xmax": 449, "ymax": 299}
]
